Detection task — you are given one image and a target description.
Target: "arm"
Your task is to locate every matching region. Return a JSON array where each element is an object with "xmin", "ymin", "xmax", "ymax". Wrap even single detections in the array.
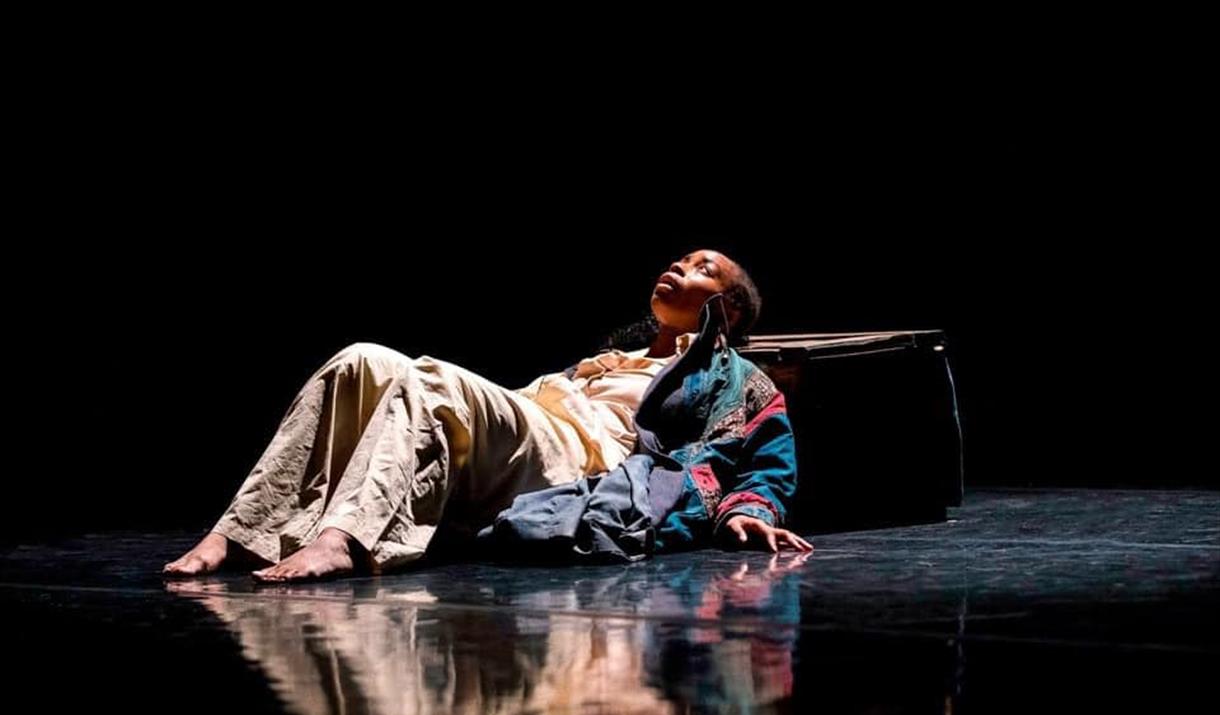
[{"xmin": 714, "ymin": 391, "xmax": 812, "ymax": 552}]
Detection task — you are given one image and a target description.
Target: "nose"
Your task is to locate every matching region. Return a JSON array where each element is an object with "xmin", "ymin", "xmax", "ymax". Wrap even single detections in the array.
[{"xmin": 668, "ymin": 261, "xmax": 686, "ymax": 277}]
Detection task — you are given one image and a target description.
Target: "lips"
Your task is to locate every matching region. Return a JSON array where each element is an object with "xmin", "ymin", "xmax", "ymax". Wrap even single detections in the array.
[{"xmin": 656, "ymin": 272, "xmax": 682, "ymax": 289}]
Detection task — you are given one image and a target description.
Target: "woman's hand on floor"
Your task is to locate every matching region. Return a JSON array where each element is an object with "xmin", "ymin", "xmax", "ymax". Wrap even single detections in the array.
[{"xmin": 723, "ymin": 515, "xmax": 813, "ymax": 552}]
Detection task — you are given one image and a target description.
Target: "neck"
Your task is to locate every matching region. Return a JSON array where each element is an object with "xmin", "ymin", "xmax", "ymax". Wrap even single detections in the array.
[{"xmin": 646, "ymin": 325, "xmax": 685, "ymax": 358}]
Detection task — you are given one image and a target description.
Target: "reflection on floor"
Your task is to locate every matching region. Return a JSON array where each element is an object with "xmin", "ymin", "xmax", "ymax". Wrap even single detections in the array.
[{"xmin": 2, "ymin": 489, "xmax": 1217, "ymax": 713}]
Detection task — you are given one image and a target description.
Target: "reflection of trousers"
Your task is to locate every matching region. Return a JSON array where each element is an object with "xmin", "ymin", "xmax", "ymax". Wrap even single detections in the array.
[
  {"xmin": 213, "ymin": 343, "xmax": 590, "ymax": 570},
  {"xmin": 190, "ymin": 586, "xmax": 673, "ymax": 715}
]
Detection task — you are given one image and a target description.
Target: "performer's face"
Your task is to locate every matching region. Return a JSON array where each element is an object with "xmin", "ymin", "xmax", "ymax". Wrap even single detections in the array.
[{"xmin": 651, "ymin": 249, "xmax": 743, "ymax": 333}]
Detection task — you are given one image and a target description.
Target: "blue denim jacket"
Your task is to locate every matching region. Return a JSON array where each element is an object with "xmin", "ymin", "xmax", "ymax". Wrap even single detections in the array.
[{"xmin": 480, "ymin": 295, "xmax": 798, "ymax": 560}]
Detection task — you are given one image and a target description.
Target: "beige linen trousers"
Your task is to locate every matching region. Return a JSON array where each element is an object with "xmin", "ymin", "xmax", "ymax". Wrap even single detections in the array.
[{"xmin": 212, "ymin": 343, "xmax": 599, "ymax": 570}]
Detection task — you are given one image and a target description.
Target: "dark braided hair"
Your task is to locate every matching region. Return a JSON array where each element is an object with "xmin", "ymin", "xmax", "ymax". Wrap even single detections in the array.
[{"xmin": 600, "ymin": 313, "xmax": 661, "ymax": 352}]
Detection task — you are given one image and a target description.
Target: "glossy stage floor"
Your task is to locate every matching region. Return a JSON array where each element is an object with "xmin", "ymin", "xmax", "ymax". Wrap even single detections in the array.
[{"xmin": 2, "ymin": 488, "xmax": 1216, "ymax": 714}]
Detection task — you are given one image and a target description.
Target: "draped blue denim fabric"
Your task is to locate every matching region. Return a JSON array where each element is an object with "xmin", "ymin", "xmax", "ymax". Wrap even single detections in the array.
[{"xmin": 478, "ymin": 454, "xmax": 657, "ymax": 561}]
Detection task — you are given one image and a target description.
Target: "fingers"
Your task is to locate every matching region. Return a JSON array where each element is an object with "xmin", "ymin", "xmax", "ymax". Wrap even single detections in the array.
[
  {"xmin": 726, "ymin": 517, "xmax": 814, "ymax": 554},
  {"xmin": 765, "ymin": 528, "xmax": 812, "ymax": 552},
  {"xmin": 778, "ymin": 530, "xmax": 814, "ymax": 552}
]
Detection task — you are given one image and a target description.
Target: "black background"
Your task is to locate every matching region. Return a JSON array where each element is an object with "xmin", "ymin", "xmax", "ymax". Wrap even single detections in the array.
[{"xmin": 6, "ymin": 48, "xmax": 1204, "ymax": 544}]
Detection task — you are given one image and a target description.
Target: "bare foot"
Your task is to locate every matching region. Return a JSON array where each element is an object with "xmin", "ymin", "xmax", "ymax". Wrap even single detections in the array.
[
  {"xmin": 163, "ymin": 532, "xmax": 231, "ymax": 576},
  {"xmin": 251, "ymin": 528, "xmax": 358, "ymax": 583}
]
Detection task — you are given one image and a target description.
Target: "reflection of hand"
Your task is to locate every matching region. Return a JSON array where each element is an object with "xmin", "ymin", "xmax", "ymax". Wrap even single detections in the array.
[
  {"xmin": 715, "ymin": 552, "xmax": 812, "ymax": 609},
  {"xmin": 724, "ymin": 515, "xmax": 814, "ymax": 552},
  {"xmin": 760, "ymin": 550, "xmax": 813, "ymax": 575}
]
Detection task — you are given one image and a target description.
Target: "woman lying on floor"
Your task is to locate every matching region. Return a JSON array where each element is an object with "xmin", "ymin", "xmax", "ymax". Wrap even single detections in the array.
[{"xmin": 163, "ymin": 249, "xmax": 811, "ymax": 582}]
